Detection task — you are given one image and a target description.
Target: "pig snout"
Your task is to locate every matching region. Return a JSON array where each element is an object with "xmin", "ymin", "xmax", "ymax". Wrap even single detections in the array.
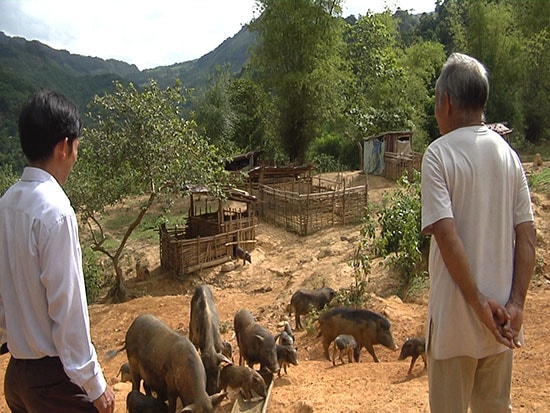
[{"xmin": 376, "ymin": 319, "xmax": 399, "ymax": 351}]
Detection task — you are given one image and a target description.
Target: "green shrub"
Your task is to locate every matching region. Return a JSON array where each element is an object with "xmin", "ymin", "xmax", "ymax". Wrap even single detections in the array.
[
  {"xmin": 311, "ymin": 153, "xmax": 341, "ymax": 173},
  {"xmin": 529, "ymin": 168, "xmax": 550, "ymax": 196},
  {"xmin": 360, "ymin": 170, "xmax": 429, "ymax": 298},
  {"xmin": 307, "ymin": 132, "xmax": 360, "ymax": 172},
  {"xmin": 82, "ymin": 246, "xmax": 104, "ymax": 303}
]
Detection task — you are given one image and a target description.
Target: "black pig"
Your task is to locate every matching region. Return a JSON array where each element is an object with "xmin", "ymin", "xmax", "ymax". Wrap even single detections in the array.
[
  {"xmin": 332, "ymin": 334, "xmax": 359, "ymax": 366},
  {"xmin": 189, "ymin": 284, "xmax": 232, "ymax": 395},
  {"xmin": 289, "ymin": 287, "xmax": 336, "ymax": 330},
  {"xmin": 118, "ymin": 362, "xmax": 131, "ymax": 383},
  {"xmin": 123, "ymin": 314, "xmax": 226, "ymax": 413},
  {"xmin": 398, "ymin": 336, "xmax": 426, "ymax": 374},
  {"xmin": 317, "ymin": 307, "xmax": 398, "ymax": 362},
  {"xmin": 218, "ymin": 364, "xmax": 267, "ymax": 401},
  {"xmin": 234, "ymin": 309, "xmax": 280, "ymax": 374},
  {"xmin": 126, "ymin": 390, "xmax": 168, "ymax": 413},
  {"xmin": 276, "ymin": 344, "xmax": 299, "ymax": 377}
]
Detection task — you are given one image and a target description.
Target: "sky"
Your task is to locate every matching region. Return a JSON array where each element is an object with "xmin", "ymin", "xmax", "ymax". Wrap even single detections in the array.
[{"xmin": 0, "ymin": 0, "xmax": 437, "ymax": 70}]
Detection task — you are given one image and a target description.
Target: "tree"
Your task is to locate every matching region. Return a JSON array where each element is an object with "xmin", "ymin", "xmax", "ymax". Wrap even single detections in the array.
[
  {"xmin": 0, "ymin": 69, "xmax": 33, "ymax": 174},
  {"xmin": 67, "ymin": 79, "xmax": 231, "ymax": 302},
  {"xmin": 228, "ymin": 77, "xmax": 281, "ymax": 158},
  {"xmin": 344, "ymin": 12, "xmax": 414, "ymax": 137},
  {"xmin": 194, "ymin": 65, "xmax": 238, "ymax": 148},
  {"xmin": 0, "ymin": 164, "xmax": 18, "ymax": 196},
  {"xmin": 512, "ymin": 0, "xmax": 550, "ymax": 142},
  {"xmin": 250, "ymin": 0, "xmax": 347, "ymax": 163},
  {"xmin": 464, "ymin": 1, "xmax": 525, "ymax": 131},
  {"xmin": 400, "ymin": 40, "xmax": 446, "ymax": 145}
]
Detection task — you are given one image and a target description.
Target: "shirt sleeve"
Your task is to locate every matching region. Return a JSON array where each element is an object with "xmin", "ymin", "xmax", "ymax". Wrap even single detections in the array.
[
  {"xmin": 0, "ymin": 292, "xmax": 6, "ymax": 346},
  {"xmin": 514, "ymin": 161, "xmax": 534, "ymax": 226},
  {"xmin": 421, "ymin": 146, "xmax": 454, "ymax": 231},
  {"xmin": 40, "ymin": 212, "xmax": 107, "ymax": 401}
]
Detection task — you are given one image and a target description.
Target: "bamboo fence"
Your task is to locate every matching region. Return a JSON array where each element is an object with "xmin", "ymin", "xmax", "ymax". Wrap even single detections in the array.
[{"xmin": 252, "ymin": 175, "xmax": 368, "ymax": 236}]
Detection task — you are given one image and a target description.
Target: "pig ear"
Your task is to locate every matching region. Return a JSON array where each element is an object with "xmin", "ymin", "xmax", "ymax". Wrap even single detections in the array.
[
  {"xmin": 378, "ymin": 319, "xmax": 389, "ymax": 329},
  {"xmin": 217, "ymin": 353, "xmax": 232, "ymax": 365},
  {"xmin": 210, "ymin": 391, "xmax": 228, "ymax": 407}
]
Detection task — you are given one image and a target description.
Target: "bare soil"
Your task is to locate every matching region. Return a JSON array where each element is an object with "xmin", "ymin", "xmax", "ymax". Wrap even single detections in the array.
[{"xmin": 1, "ymin": 169, "xmax": 549, "ymax": 412}]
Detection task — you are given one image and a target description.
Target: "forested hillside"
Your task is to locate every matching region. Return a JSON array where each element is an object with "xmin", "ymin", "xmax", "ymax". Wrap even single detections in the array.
[{"xmin": 0, "ymin": 23, "xmax": 253, "ymax": 172}]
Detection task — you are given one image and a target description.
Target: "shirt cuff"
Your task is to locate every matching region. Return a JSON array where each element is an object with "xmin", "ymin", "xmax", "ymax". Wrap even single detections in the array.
[{"xmin": 82, "ymin": 372, "xmax": 107, "ymax": 402}]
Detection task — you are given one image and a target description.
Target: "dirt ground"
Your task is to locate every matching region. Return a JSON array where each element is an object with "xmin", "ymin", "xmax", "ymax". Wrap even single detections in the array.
[{"xmin": 0, "ymin": 169, "xmax": 549, "ymax": 412}]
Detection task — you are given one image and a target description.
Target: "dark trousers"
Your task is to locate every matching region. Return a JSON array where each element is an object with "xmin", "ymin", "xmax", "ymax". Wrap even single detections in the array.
[{"xmin": 4, "ymin": 356, "xmax": 97, "ymax": 413}]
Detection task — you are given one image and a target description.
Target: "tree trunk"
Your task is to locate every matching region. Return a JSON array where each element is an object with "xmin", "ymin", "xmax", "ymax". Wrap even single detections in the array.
[
  {"xmin": 103, "ymin": 192, "xmax": 156, "ymax": 304},
  {"xmin": 105, "ymin": 260, "xmax": 128, "ymax": 303}
]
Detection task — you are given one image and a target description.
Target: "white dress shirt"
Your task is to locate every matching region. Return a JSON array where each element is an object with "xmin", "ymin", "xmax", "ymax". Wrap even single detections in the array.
[{"xmin": 0, "ymin": 167, "xmax": 107, "ymax": 401}]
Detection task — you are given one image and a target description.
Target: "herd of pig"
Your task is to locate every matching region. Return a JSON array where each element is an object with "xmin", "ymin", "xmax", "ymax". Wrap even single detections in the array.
[{"xmin": 113, "ymin": 284, "xmax": 427, "ymax": 413}]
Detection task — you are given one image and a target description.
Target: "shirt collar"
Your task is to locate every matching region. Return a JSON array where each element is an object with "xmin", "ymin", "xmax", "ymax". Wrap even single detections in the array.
[{"xmin": 21, "ymin": 167, "xmax": 58, "ymax": 185}]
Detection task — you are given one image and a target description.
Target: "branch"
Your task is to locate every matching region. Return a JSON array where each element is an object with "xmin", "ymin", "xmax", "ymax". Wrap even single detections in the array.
[
  {"xmin": 113, "ymin": 191, "xmax": 157, "ymax": 261},
  {"xmin": 84, "ymin": 213, "xmax": 114, "ymax": 260}
]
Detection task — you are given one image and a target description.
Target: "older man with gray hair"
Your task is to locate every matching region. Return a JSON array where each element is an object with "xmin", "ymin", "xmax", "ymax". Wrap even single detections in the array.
[{"xmin": 421, "ymin": 53, "xmax": 536, "ymax": 412}]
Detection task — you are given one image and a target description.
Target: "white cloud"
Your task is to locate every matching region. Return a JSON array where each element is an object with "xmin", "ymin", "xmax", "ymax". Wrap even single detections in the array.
[
  {"xmin": 1, "ymin": 0, "xmax": 260, "ymax": 69},
  {"xmin": 0, "ymin": 0, "xmax": 435, "ymax": 70}
]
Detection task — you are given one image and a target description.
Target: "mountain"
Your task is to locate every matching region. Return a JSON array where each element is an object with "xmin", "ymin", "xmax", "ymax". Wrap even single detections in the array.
[
  {"xmin": 132, "ymin": 25, "xmax": 256, "ymax": 89},
  {"xmin": 0, "ymin": 26, "xmax": 255, "ymax": 172},
  {"xmin": 0, "ymin": 25, "xmax": 255, "ymax": 120}
]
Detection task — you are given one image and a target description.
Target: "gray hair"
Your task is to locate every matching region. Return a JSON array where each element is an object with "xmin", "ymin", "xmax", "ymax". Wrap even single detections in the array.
[{"xmin": 435, "ymin": 53, "xmax": 489, "ymax": 114}]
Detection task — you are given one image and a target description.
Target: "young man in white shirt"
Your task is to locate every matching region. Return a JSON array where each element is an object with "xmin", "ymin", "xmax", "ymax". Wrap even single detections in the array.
[{"xmin": 0, "ymin": 90, "xmax": 115, "ymax": 412}]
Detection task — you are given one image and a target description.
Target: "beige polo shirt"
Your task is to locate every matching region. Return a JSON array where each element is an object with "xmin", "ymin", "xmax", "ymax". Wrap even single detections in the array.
[{"xmin": 421, "ymin": 125, "xmax": 533, "ymax": 360}]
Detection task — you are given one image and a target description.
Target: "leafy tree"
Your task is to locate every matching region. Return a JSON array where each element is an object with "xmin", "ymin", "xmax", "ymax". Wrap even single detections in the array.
[
  {"xmin": 0, "ymin": 164, "xmax": 18, "ymax": 196},
  {"xmin": 307, "ymin": 131, "xmax": 359, "ymax": 171},
  {"xmin": 512, "ymin": 0, "xmax": 550, "ymax": 143},
  {"xmin": 194, "ymin": 65, "xmax": 238, "ymax": 148},
  {"xmin": 0, "ymin": 69, "xmax": 33, "ymax": 174},
  {"xmin": 394, "ymin": 8, "xmax": 421, "ymax": 47},
  {"xmin": 228, "ymin": 77, "xmax": 281, "ymax": 158},
  {"xmin": 67, "ymin": 79, "xmax": 231, "ymax": 302},
  {"xmin": 420, "ymin": 0, "xmax": 549, "ymax": 143},
  {"xmin": 194, "ymin": 67, "xmax": 284, "ymax": 162},
  {"xmin": 521, "ymin": 28, "xmax": 550, "ymax": 143},
  {"xmin": 464, "ymin": 1, "xmax": 525, "ymax": 131},
  {"xmin": 429, "ymin": 0, "xmax": 468, "ymax": 53},
  {"xmin": 400, "ymin": 40, "xmax": 446, "ymax": 146},
  {"xmin": 250, "ymin": 0, "xmax": 347, "ymax": 163},
  {"xmin": 344, "ymin": 12, "xmax": 419, "ymax": 140}
]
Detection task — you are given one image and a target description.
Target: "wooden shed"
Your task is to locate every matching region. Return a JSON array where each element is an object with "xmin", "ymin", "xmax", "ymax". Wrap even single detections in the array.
[
  {"xmin": 159, "ymin": 187, "xmax": 257, "ymax": 278},
  {"xmin": 364, "ymin": 130, "xmax": 422, "ymax": 180},
  {"xmin": 487, "ymin": 122, "xmax": 513, "ymax": 143},
  {"xmin": 247, "ymin": 164, "xmax": 315, "ymax": 187}
]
